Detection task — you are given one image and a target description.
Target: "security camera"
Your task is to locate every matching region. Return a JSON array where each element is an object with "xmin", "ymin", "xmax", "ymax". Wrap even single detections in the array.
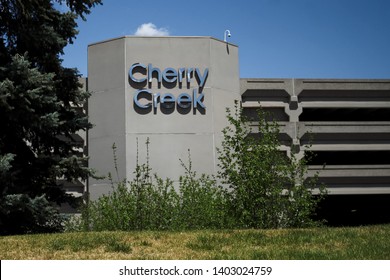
[{"xmin": 224, "ymin": 30, "xmax": 231, "ymax": 42}]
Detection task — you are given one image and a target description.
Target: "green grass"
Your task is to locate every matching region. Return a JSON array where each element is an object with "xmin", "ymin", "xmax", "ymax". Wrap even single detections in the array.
[{"xmin": 1, "ymin": 225, "xmax": 390, "ymax": 259}]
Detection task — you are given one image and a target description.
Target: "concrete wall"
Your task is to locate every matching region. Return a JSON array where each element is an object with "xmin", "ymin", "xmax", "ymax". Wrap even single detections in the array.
[
  {"xmin": 88, "ymin": 36, "xmax": 390, "ymax": 199},
  {"xmin": 88, "ymin": 36, "xmax": 240, "ymax": 200},
  {"xmin": 241, "ymin": 78, "xmax": 390, "ymax": 195}
]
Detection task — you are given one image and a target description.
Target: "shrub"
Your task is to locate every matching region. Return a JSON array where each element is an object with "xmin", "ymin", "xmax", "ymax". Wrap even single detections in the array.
[
  {"xmin": 71, "ymin": 101, "xmax": 326, "ymax": 232},
  {"xmin": 217, "ymin": 101, "xmax": 326, "ymax": 228},
  {"xmin": 76, "ymin": 141, "xmax": 228, "ymax": 231},
  {"xmin": 173, "ymin": 151, "xmax": 228, "ymax": 230}
]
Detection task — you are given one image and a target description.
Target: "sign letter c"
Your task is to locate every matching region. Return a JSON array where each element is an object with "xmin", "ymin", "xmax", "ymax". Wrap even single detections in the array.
[
  {"xmin": 129, "ymin": 63, "xmax": 147, "ymax": 84},
  {"xmin": 134, "ymin": 89, "xmax": 152, "ymax": 109}
]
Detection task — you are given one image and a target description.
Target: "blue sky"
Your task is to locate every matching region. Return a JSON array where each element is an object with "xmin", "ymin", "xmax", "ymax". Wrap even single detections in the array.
[{"xmin": 61, "ymin": 0, "xmax": 390, "ymax": 79}]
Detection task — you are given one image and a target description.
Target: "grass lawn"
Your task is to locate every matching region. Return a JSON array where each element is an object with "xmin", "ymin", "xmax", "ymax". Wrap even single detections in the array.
[{"xmin": 1, "ymin": 225, "xmax": 390, "ymax": 259}]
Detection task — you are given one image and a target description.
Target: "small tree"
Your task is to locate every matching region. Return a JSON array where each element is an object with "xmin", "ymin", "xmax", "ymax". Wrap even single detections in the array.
[{"xmin": 217, "ymin": 101, "xmax": 326, "ymax": 228}]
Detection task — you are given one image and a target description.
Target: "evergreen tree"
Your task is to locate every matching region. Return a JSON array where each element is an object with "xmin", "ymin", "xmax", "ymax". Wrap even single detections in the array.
[{"xmin": 0, "ymin": 0, "xmax": 102, "ymax": 234}]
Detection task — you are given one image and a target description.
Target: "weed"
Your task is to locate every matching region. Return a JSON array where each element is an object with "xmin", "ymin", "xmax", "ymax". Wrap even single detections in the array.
[
  {"xmin": 105, "ymin": 240, "xmax": 132, "ymax": 253},
  {"xmin": 186, "ymin": 233, "xmax": 226, "ymax": 251},
  {"xmin": 139, "ymin": 240, "xmax": 151, "ymax": 247}
]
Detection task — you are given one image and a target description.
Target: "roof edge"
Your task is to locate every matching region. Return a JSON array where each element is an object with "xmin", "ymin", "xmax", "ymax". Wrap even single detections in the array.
[{"xmin": 88, "ymin": 36, "xmax": 238, "ymax": 48}]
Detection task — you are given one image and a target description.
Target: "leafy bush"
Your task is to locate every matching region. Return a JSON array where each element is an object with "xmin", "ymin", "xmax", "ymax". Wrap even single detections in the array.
[
  {"xmin": 217, "ymin": 101, "xmax": 326, "ymax": 228},
  {"xmin": 78, "ymin": 140, "xmax": 176, "ymax": 231},
  {"xmin": 77, "ymin": 141, "xmax": 228, "ymax": 231},
  {"xmin": 173, "ymin": 151, "xmax": 228, "ymax": 230},
  {"xmin": 70, "ymin": 102, "xmax": 326, "ymax": 232}
]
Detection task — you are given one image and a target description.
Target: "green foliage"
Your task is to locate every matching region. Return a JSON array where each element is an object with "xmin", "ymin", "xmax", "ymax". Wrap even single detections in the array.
[
  {"xmin": 175, "ymin": 151, "xmax": 228, "ymax": 230},
  {"xmin": 76, "ymin": 140, "xmax": 228, "ymax": 231},
  {"xmin": 81, "ymin": 140, "xmax": 179, "ymax": 231},
  {"xmin": 0, "ymin": 153, "xmax": 14, "ymax": 180},
  {"xmin": 72, "ymin": 100, "xmax": 326, "ymax": 231},
  {"xmin": 0, "ymin": 0, "xmax": 101, "ymax": 234},
  {"xmin": 281, "ymin": 151, "xmax": 327, "ymax": 227},
  {"xmin": 0, "ymin": 194, "xmax": 63, "ymax": 234},
  {"xmin": 186, "ymin": 233, "xmax": 227, "ymax": 251},
  {"xmin": 217, "ymin": 100, "xmax": 326, "ymax": 228}
]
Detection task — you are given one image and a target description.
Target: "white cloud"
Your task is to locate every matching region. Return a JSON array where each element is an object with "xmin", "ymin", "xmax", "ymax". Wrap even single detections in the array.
[{"xmin": 134, "ymin": 23, "xmax": 170, "ymax": 36}]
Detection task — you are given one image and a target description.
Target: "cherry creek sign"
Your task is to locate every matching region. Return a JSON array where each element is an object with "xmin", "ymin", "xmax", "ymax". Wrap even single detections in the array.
[{"xmin": 129, "ymin": 63, "xmax": 208, "ymax": 113}]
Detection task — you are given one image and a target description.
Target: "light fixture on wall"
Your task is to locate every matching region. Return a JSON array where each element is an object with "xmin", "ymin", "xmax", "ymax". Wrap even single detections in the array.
[{"xmin": 224, "ymin": 30, "xmax": 231, "ymax": 42}]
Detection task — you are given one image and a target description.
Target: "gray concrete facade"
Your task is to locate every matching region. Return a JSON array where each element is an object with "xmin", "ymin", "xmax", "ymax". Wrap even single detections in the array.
[
  {"xmin": 86, "ymin": 36, "xmax": 390, "ymax": 201},
  {"xmin": 88, "ymin": 36, "xmax": 240, "ymax": 200},
  {"xmin": 241, "ymin": 78, "xmax": 390, "ymax": 195}
]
